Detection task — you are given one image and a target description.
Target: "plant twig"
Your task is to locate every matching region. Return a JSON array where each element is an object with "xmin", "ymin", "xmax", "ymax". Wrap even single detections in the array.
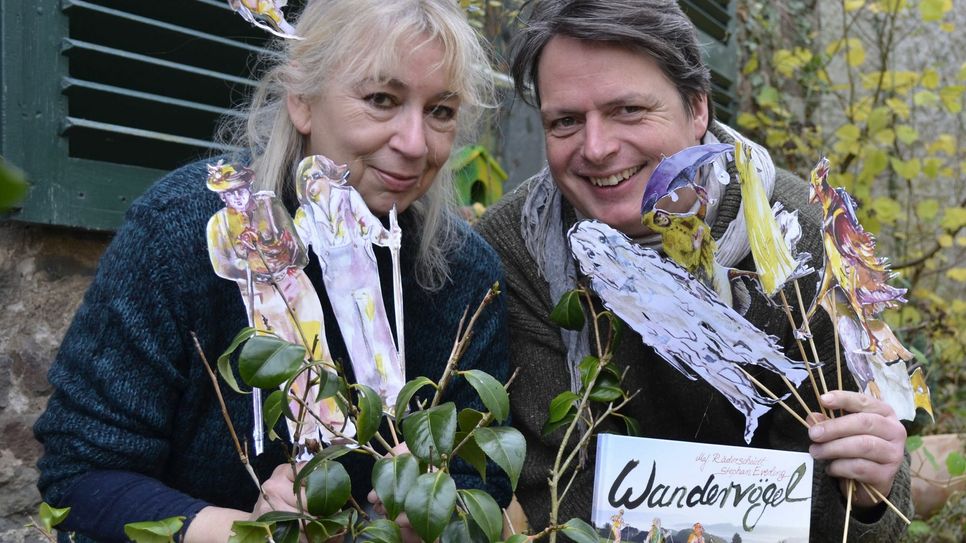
[
  {"xmin": 191, "ymin": 332, "xmax": 264, "ymax": 496},
  {"xmin": 431, "ymin": 284, "xmax": 500, "ymax": 408}
]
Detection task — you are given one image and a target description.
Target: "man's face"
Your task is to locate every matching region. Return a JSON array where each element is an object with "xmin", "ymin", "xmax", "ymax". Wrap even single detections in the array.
[{"xmin": 537, "ymin": 36, "xmax": 708, "ymax": 237}]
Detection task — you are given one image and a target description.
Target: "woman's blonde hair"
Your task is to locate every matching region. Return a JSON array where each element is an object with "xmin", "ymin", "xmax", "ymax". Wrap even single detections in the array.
[{"xmin": 219, "ymin": 0, "xmax": 495, "ymax": 290}]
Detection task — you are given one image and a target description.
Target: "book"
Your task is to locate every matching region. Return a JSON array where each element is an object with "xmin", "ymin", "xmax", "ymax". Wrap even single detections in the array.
[{"xmin": 591, "ymin": 434, "xmax": 813, "ymax": 543}]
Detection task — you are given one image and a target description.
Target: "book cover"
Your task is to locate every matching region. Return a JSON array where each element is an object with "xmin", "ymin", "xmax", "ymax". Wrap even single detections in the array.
[{"xmin": 591, "ymin": 434, "xmax": 813, "ymax": 543}]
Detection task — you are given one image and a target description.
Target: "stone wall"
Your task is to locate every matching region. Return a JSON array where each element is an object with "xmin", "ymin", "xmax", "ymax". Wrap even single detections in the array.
[{"xmin": 0, "ymin": 222, "xmax": 109, "ymax": 541}]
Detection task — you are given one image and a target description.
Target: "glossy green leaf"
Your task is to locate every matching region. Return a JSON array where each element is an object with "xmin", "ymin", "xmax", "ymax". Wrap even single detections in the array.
[
  {"xmin": 459, "ymin": 489, "xmax": 502, "ymax": 542},
  {"xmin": 542, "ymin": 412, "xmax": 575, "ymax": 437},
  {"xmin": 262, "ymin": 389, "xmax": 286, "ymax": 441},
  {"xmin": 560, "ymin": 518, "xmax": 602, "ymax": 543},
  {"xmin": 589, "ymin": 371, "xmax": 622, "ymax": 403},
  {"xmin": 905, "ymin": 435, "xmax": 923, "ymax": 453},
  {"xmin": 404, "ymin": 471, "xmax": 457, "ymax": 543},
  {"xmin": 503, "ymin": 534, "xmax": 530, "ymax": 543},
  {"xmin": 946, "ymin": 451, "xmax": 966, "ymax": 477},
  {"xmin": 474, "ymin": 427, "xmax": 525, "ymax": 490},
  {"xmin": 550, "ymin": 289, "xmax": 585, "ymax": 331},
  {"xmin": 293, "ymin": 444, "xmax": 353, "ymax": 492},
  {"xmin": 229, "ymin": 521, "xmax": 275, "ymax": 543},
  {"xmin": 271, "ymin": 520, "xmax": 300, "ymax": 543},
  {"xmin": 38, "ymin": 503, "xmax": 70, "ymax": 533},
  {"xmin": 455, "ymin": 429, "xmax": 488, "ymax": 480},
  {"xmin": 305, "ymin": 460, "xmax": 351, "ymax": 517},
  {"xmin": 358, "ymin": 519, "xmax": 403, "ymax": 543},
  {"xmin": 440, "ymin": 515, "xmax": 488, "ymax": 543},
  {"xmin": 239, "ymin": 335, "xmax": 306, "ymax": 389},
  {"xmin": 620, "ymin": 414, "xmax": 641, "ymax": 437},
  {"xmin": 311, "ymin": 366, "xmax": 341, "ymax": 401},
  {"xmin": 547, "ymin": 391, "xmax": 579, "ymax": 424},
  {"xmin": 402, "ymin": 402, "xmax": 457, "ymax": 463},
  {"xmin": 217, "ymin": 327, "xmax": 257, "ymax": 394},
  {"xmin": 461, "ymin": 370, "xmax": 509, "ymax": 422},
  {"xmin": 305, "ymin": 517, "xmax": 349, "ymax": 542},
  {"xmin": 352, "ymin": 383, "xmax": 384, "ymax": 444},
  {"xmin": 578, "ymin": 356, "xmax": 600, "ymax": 389},
  {"xmin": 601, "ymin": 311, "xmax": 624, "ymax": 350},
  {"xmin": 123, "ymin": 517, "xmax": 184, "ymax": 543},
  {"xmin": 394, "ymin": 376, "xmax": 437, "ymax": 423},
  {"xmin": 371, "ymin": 453, "xmax": 420, "ymax": 521},
  {"xmin": 458, "ymin": 408, "xmax": 486, "ymax": 431}
]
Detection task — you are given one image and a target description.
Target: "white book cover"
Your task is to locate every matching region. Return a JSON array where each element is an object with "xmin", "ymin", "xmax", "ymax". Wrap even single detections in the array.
[{"xmin": 591, "ymin": 434, "xmax": 813, "ymax": 543}]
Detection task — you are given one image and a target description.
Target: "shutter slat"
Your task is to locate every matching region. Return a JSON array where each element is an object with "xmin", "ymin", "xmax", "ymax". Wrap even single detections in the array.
[
  {"xmin": 62, "ymin": 38, "xmax": 257, "ymax": 87},
  {"xmin": 62, "ymin": 77, "xmax": 245, "ymax": 118},
  {"xmin": 63, "ymin": 0, "xmax": 265, "ymax": 54},
  {"xmin": 62, "ymin": 117, "xmax": 242, "ymax": 153}
]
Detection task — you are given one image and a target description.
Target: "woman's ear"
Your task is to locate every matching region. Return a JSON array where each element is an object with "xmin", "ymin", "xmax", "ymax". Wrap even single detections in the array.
[{"xmin": 286, "ymin": 93, "xmax": 313, "ymax": 136}]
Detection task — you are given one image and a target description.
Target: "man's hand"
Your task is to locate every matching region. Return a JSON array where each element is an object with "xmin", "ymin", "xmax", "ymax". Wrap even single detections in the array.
[{"xmin": 807, "ymin": 391, "xmax": 906, "ymax": 509}]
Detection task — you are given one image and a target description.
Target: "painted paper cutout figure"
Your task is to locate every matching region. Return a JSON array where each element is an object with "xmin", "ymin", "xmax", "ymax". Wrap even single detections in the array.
[
  {"xmin": 205, "ymin": 160, "xmax": 351, "ymax": 458},
  {"xmin": 228, "ymin": 0, "xmax": 300, "ymax": 40},
  {"xmin": 910, "ymin": 367, "xmax": 934, "ymax": 421},
  {"xmin": 686, "ymin": 522, "xmax": 706, "ymax": 543},
  {"xmin": 568, "ymin": 220, "xmax": 810, "ymax": 442},
  {"xmin": 642, "ymin": 193, "xmax": 754, "ymax": 315},
  {"xmin": 294, "ymin": 155, "xmax": 405, "ymax": 410},
  {"xmin": 646, "ymin": 518, "xmax": 667, "ymax": 543},
  {"xmin": 805, "ymin": 157, "xmax": 907, "ymax": 353},
  {"xmin": 609, "ymin": 509, "xmax": 625, "ymax": 543},
  {"xmin": 735, "ymin": 140, "xmax": 812, "ymax": 296},
  {"xmin": 639, "ymin": 143, "xmax": 732, "ymax": 215}
]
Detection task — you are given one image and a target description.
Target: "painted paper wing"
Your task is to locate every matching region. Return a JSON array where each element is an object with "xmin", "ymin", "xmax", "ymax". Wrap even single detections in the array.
[
  {"xmin": 228, "ymin": 0, "xmax": 300, "ymax": 40},
  {"xmin": 640, "ymin": 143, "xmax": 732, "ymax": 214},
  {"xmin": 569, "ymin": 220, "xmax": 810, "ymax": 442}
]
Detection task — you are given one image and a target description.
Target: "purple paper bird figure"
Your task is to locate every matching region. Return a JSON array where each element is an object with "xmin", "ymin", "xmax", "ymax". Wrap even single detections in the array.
[{"xmin": 640, "ymin": 143, "xmax": 733, "ymax": 214}]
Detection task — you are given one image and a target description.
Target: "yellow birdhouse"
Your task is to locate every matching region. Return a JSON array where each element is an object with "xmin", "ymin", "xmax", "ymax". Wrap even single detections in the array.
[{"xmin": 451, "ymin": 145, "xmax": 507, "ymax": 207}]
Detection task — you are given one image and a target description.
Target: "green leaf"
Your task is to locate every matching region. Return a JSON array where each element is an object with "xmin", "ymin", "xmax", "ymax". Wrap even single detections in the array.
[
  {"xmin": 305, "ymin": 518, "xmax": 349, "ymax": 542},
  {"xmin": 404, "ymin": 471, "xmax": 457, "ymax": 543},
  {"xmin": 229, "ymin": 521, "xmax": 275, "ymax": 543},
  {"xmin": 503, "ymin": 535, "xmax": 530, "ymax": 543},
  {"xmin": 455, "ymin": 429, "xmax": 489, "ymax": 480},
  {"xmin": 919, "ymin": 0, "xmax": 948, "ymax": 21},
  {"xmin": 305, "ymin": 460, "xmax": 351, "ymax": 517},
  {"xmin": 256, "ymin": 511, "xmax": 311, "ymax": 523},
  {"xmin": 905, "ymin": 434, "xmax": 923, "ymax": 453},
  {"xmin": 271, "ymin": 520, "xmax": 300, "ymax": 543},
  {"xmin": 578, "ymin": 356, "xmax": 600, "ymax": 389},
  {"xmin": 313, "ymin": 366, "xmax": 341, "ymax": 400},
  {"xmin": 262, "ymin": 389, "xmax": 286, "ymax": 440},
  {"xmin": 394, "ymin": 376, "xmax": 437, "ymax": 423},
  {"xmin": 38, "ymin": 503, "xmax": 70, "ymax": 533},
  {"xmin": 371, "ymin": 453, "xmax": 420, "ymax": 521},
  {"xmin": 293, "ymin": 444, "xmax": 353, "ymax": 491},
  {"xmin": 620, "ymin": 414, "xmax": 641, "ymax": 437},
  {"xmin": 589, "ymin": 371, "xmax": 622, "ymax": 403},
  {"xmin": 542, "ymin": 412, "xmax": 575, "ymax": 437},
  {"xmin": 474, "ymin": 427, "xmax": 525, "ymax": 491},
  {"xmin": 352, "ymin": 383, "xmax": 384, "ymax": 444},
  {"xmin": 123, "ymin": 517, "xmax": 185, "ymax": 543},
  {"xmin": 946, "ymin": 451, "xmax": 966, "ymax": 477},
  {"xmin": 0, "ymin": 160, "xmax": 28, "ymax": 211},
  {"xmin": 239, "ymin": 335, "xmax": 306, "ymax": 389},
  {"xmin": 560, "ymin": 518, "xmax": 601, "ymax": 543},
  {"xmin": 458, "ymin": 408, "xmax": 486, "ymax": 431},
  {"xmin": 461, "ymin": 370, "xmax": 510, "ymax": 422},
  {"xmin": 550, "ymin": 289, "xmax": 585, "ymax": 331},
  {"xmin": 217, "ymin": 327, "xmax": 258, "ymax": 394},
  {"xmin": 459, "ymin": 489, "xmax": 503, "ymax": 542},
  {"xmin": 402, "ymin": 402, "xmax": 457, "ymax": 463},
  {"xmin": 440, "ymin": 515, "xmax": 488, "ymax": 543},
  {"xmin": 547, "ymin": 391, "xmax": 580, "ymax": 424},
  {"xmin": 358, "ymin": 519, "xmax": 403, "ymax": 543},
  {"xmin": 907, "ymin": 520, "xmax": 931, "ymax": 537}
]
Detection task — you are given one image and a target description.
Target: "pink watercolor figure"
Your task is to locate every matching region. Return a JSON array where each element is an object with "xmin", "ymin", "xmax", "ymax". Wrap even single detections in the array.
[
  {"xmin": 205, "ymin": 160, "xmax": 351, "ymax": 459},
  {"xmin": 294, "ymin": 155, "xmax": 405, "ymax": 412}
]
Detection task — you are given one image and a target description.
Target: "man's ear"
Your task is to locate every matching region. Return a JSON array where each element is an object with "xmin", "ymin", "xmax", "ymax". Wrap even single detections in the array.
[
  {"xmin": 286, "ymin": 93, "xmax": 313, "ymax": 136},
  {"xmin": 690, "ymin": 93, "xmax": 710, "ymax": 143}
]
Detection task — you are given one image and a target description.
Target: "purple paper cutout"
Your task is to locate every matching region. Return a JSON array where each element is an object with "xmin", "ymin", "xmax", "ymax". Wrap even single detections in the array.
[{"xmin": 640, "ymin": 143, "xmax": 733, "ymax": 214}]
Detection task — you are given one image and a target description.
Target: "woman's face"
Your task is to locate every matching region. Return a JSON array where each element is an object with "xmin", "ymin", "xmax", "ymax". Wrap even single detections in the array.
[{"xmin": 287, "ymin": 36, "xmax": 460, "ymax": 216}]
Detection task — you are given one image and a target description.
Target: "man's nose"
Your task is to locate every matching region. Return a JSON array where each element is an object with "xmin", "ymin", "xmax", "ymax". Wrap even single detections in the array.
[{"xmin": 581, "ymin": 115, "xmax": 619, "ymax": 164}]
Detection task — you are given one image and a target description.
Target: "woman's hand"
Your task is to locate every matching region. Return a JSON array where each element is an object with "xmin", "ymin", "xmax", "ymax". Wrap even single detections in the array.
[
  {"xmin": 252, "ymin": 463, "xmax": 306, "ymax": 518},
  {"xmin": 807, "ymin": 391, "xmax": 907, "ymax": 509}
]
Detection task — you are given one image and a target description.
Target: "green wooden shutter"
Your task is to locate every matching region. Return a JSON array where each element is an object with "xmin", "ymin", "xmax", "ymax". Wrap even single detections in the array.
[
  {"xmin": 680, "ymin": 0, "xmax": 737, "ymax": 124},
  {"xmin": 1, "ymin": 0, "xmax": 283, "ymax": 230}
]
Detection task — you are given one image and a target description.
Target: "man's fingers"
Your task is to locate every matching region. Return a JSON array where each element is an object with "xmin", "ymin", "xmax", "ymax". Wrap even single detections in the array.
[
  {"xmin": 818, "ymin": 391, "xmax": 896, "ymax": 418},
  {"xmin": 809, "ymin": 433, "xmax": 905, "ymax": 466},
  {"xmin": 808, "ymin": 411, "xmax": 906, "ymax": 444}
]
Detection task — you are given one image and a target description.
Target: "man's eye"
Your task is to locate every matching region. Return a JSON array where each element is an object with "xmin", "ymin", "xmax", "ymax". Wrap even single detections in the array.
[
  {"xmin": 365, "ymin": 92, "xmax": 397, "ymax": 108},
  {"xmin": 548, "ymin": 116, "xmax": 580, "ymax": 135}
]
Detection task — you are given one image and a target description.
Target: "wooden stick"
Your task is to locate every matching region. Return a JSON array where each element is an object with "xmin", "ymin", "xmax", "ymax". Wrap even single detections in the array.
[
  {"xmin": 862, "ymin": 484, "xmax": 911, "ymax": 525},
  {"xmin": 736, "ymin": 366, "xmax": 810, "ymax": 428},
  {"xmin": 779, "ymin": 289, "xmax": 829, "ymax": 418},
  {"xmin": 793, "ymin": 281, "xmax": 832, "ymax": 398},
  {"xmin": 842, "ymin": 479, "xmax": 854, "ymax": 543}
]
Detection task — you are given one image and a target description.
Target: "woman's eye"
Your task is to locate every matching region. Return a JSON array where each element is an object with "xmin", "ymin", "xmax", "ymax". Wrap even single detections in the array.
[
  {"xmin": 427, "ymin": 104, "xmax": 457, "ymax": 122},
  {"xmin": 365, "ymin": 92, "xmax": 397, "ymax": 109}
]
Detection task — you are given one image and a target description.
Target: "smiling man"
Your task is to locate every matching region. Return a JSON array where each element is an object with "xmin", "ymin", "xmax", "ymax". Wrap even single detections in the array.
[{"xmin": 476, "ymin": 0, "xmax": 912, "ymax": 540}]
